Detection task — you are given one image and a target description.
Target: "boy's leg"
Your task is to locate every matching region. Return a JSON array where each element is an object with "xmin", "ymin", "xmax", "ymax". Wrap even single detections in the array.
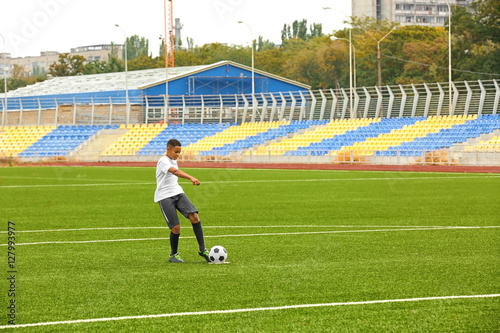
[
  {"xmin": 189, "ymin": 213, "xmax": 205, "ymax": 252},
  {"xmin": 170, "ymin": 225, "xmax": 181, "ymax": 256},
  {"xmin": 188, "ymin": 213, "xmax": 210, "ymax": 262},
  {"xmin": 159, "ymin": 197, "xmax": 183, "ymax": 260},
  {"xmin": 177, "ymin": 194, "xmax": 210, "ymax": 262}
]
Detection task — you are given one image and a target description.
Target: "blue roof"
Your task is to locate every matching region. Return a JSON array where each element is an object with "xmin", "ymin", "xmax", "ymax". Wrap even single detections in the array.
[{"xmin": 139, "ymin": 61, "xmax": 310, "ymax": 96}]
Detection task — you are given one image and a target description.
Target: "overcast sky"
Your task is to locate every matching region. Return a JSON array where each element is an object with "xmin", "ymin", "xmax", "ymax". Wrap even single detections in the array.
[{"xmin": 1, "ymin": 0, "xmax": 352, "ymax": 58}]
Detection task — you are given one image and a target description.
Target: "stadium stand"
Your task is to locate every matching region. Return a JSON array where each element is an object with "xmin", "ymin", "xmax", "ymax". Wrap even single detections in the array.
[
  {"xmin": 281, "ymin": 117, "xmax": 421, "ymax": 157},
  {"xmin": 1, "ymin": 114, "xmax": 499, "ymax": 164},
  {"xmin": 466, "ymin": 136, "xmax": 500, "ymax": 152},
  {"xmin": 210, "ymin": 120, "xmax": 321, "ymax": 157},
  {"xmin": 181, "ymin": 121, "xmax": 285, "ymax": 156},
  {"xmin": 0, "ymin": 125, "xmax": 55, "ymax": 157},
  {"xmin": 18, "ymin": 125, "xmax": 103, "ymax": 158},
  {"xmin": 341, "ymin": 115, "xmax": 474, "ymax": 157},
  {"xmin": 136, "ymin": 123, "xmax": 230, "ymax": 156},
  {"xmin": 101, "ymin": 123, "xmax": 167, "ymax": 156},
  {"xmin": 375, "ymin": 114, "xmax": 500, "ymax": 157},
  {"xmin": 252, "ymin": 118, "xmax": 381, "ymax": 156}
]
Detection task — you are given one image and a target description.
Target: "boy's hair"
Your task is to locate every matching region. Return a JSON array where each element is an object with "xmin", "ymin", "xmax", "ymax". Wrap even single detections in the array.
[{"xmin": 167, "ymin": 138, "xmax": 182, "ymax": 148}]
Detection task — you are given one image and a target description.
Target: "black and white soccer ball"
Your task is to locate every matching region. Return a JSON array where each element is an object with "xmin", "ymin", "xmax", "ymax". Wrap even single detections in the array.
[{"xmin": 209, "ymin": 245, "xmax": 227, "ymax": 263}]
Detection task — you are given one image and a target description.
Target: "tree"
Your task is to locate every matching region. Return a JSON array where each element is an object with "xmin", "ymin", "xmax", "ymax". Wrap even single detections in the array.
[
  {"xmin": 281, "ymin": 23, "xmax": 291, "ymax": 44},
  {"xmin": 186, "ymin": 37, "xmax": 194, "ymax": 50},
  {"xmin": 472, "ymin": 0, "xmax": 500, "ymax": 44},
  {"xmin": 310, "ymin": 23, "xmax": 323, "ymax": 38},
  {"xmin": 281, "ymin": 20, "xmax": 323, "ymax": 44},
  {"xmin": 106, "ymin": 56, "xmax": 125, "ymax": 73},
  {"xmin": 48, "ymin": 53, "xmax": 86, "ymax": 76},
  {"xmin": 257, "ymin": 36, "xmax": 275, "ymax": 52},
  {"xmin": 449, "ymin": 1, "xmax": 500, "ymax": 80},
  {"xmin": 128, "ymin": 54, "xmax": 162, "ymax": 71},
  {"xmin": 124, "ymin": 35, "xmax": 149, "ymax": 60},
  {"xmin": 0, "ymin": 64, "xmax": 46, "ymax": 93},
  {"xmin": 84, "ymin": 60, "xmax": 109, "ymax": 74}
]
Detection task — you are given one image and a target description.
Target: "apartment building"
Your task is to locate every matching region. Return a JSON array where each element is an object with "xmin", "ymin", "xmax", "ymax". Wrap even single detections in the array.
[
  {"xmin": 352, "ymin": 0, "xmax": 472, "ymax": 26},
  {"xmin": 1, "ymin": 44, "xmax": 123, "ymax": 78}
]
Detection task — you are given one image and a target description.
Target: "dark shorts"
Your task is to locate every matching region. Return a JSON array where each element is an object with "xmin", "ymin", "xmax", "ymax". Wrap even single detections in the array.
[{"xmin": 158, "ymin": 193, "xmax": 198, "ymax": 229}]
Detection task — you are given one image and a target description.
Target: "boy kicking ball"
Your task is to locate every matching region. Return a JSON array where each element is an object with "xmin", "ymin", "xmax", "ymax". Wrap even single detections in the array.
[{"xmin": 154, "ymin": 138, "xmax": 210, "ymax": 263}]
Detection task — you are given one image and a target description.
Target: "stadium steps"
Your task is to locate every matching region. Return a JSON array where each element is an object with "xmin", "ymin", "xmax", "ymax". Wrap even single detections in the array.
[
  {"xmin": 101, "ymin": 124, "xmax": 166, "ymax": 156},
  {"xmin": 450, "ymin": 128, "xmax": 500, "ymax": 149},
  {"xmin": 457, "ymin": 129, "xmax": 500, "ymax": 153},
  {"xmin": 74, "ymin": 129, "xmax": 127, "ymax": 161}
]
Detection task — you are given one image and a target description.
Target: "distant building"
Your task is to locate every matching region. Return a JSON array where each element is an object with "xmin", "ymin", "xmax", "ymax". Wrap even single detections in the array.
[
  {"xmin": 352, "ymin": 0, "xmax": 472, "ymax": 27},
  {"xmin": 2, "ymin": 44, "xmax": 123, "ymax": 78}
]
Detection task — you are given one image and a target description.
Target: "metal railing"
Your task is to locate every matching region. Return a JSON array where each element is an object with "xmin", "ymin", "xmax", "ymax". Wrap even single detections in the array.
[{"xmin": 1, "ymin": 79, "xmax": 498, "ymax": 127}]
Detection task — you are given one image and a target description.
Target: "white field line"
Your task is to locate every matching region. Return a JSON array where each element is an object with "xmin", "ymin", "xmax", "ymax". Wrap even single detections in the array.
[
  {"xmin": 2, "ymin": 226, "xmax": 498, "ymax": 247},
  {"xmin": 0, "ymin": 182, "xmax": 154, "ymax": 188},
  {"xmin": 1, "ymin": 174, "xmax": 499, "ymax": 188},
  {"xmin": 1, "ymin": 294, "xmax": 498, "ymax": 330},
  {"xmin": 0, "ymin": 225, "xmax": 454, "ymax": 234}
]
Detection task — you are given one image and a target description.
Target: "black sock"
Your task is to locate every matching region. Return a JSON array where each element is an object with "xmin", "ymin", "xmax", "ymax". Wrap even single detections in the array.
[
  {"xmin": 170, "ymin": 231, "xmax": 180, "ymax": 255},
  {"xmin": 192, "ymin": 221, "xmax": 205, "ymax": 252}
]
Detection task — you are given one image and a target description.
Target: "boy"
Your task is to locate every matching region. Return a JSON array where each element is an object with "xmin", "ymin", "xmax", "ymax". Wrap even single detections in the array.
[{"xmin": 154, "ymin": 138, "xmax": 210, "ymax": 263}]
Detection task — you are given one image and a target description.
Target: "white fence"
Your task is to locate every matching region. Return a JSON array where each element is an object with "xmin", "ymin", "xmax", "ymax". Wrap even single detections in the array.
[{"xmin": 1, "ymin": 79, "xmax": 498, "ymax": 127}]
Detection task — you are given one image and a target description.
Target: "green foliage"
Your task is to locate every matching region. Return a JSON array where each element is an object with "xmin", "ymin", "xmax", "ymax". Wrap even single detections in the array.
[
  {"xmin": 449, "ymin": 1, "xmax": 500, "ymax": 81},
  {"xmin": 281, "ymin": 19, "xmax": 324, "ymax": 42},
  {"xmin": 127, "ymin": 54, "xmax": 163, "ymax": 71},
  {"xmin": 0, "ymin": 64, "xmax": 47, "ymax": 93},
  {"xmin": 472, "ymin": 0, "xmax": 500, "ymax": 44},
  {"xmin": 83, "ymin": 60, "xmax": 109, "ymax": 75},
  {"xmin": 257, "ymin": 36, "xmax": 275, "ymax": 52},
  {"xmin": 124, "ymin": 35, "xmax": 149, "ymax": 60},
  {"xmin": 48, "ymin": 53, "xmax": 86, "ymax": 77}
]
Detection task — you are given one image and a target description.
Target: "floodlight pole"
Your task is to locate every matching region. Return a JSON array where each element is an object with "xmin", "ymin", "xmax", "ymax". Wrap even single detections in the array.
[
  {"xmin": 330, "ymin": 36, "xmax": 356, "ymax": 91},
  {"xmin": 376, "ymin": 27, "xmax": 396, "ymax": 89},
  {"xmin": 238, "ymin": 21, "xmax": 255, "ymax": 97},
  {"xmin": 444, "ymin": 0, "xmax": 453, "ymax": 115},
  {"xmin": 323, "ymin": 7, "xmax": 354, "ymax": 118},
  {"xmin": 164, "ymin": 0, "xmax": 169, "ymax": 124},
  {"xmin": 115, "ymin": 24, "xmax": 130, "ymax": 125},
  {"xmin": 0, "ymin": 33, "xmax": 7, "ymax": 127}
]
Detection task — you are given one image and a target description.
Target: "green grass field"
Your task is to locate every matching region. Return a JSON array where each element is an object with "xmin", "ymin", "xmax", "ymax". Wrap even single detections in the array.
[{"xmin": 0, "ymin": 166, "xmax": 499, "ymax": 332}]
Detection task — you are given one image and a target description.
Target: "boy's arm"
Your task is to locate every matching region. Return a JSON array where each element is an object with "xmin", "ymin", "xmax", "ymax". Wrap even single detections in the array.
[{"xmin": 168, "ymin": 167, "xmax": 200, "ymax": 186}]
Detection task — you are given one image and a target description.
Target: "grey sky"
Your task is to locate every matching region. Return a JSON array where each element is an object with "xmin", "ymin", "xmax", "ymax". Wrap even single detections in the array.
[{"xmin": 1, "ymin": 0, "xmax": 351, "ymax": 58}]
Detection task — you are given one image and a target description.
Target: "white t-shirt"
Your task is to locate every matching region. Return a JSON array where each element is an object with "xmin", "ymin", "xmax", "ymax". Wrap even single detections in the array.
[{"xmin": 154, "ymin": 156, "xmax": 184, "ymax": 202}]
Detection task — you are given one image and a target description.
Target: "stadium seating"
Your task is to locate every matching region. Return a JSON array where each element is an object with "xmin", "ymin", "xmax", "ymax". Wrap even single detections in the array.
[
  {"xmin": 253, "ymin": 118, "xmax": 380, "ymax": 156},
  {"xmin": 19, "ymin": 125, "xmax": 102, "ymax": 158},
  {"xmin": 282, "ymin": 117, "xmax": 422, "ymax": 157},
  {"xmin": 0, "ymin": 125, "xmax": 55, "ymax": 157},
  {"xmin": 210, "ymin": 120, "xmax": 322, "ymax": 157},
  {"xmin": 343, "ymin": 115, "xmax": 473, "ymax": 157},
  {"xmin": 101, "ymin": 123, "xmax": 166, "ymax": 156},
  {"xmin": 2, "ymin": 114, "xmax": 499, "ymax": 161},
  {"xmin": 465, "ymin": 136, "xmax": 500, "ymax": 152},
  {"xmin": 375, "ymin": 114, "xmax": 500, "ymax": 157},
  {"xmin": 182, "ymin": 121, "xmax": 286, "ymax": 156},
  {"xmin": 136, "ymin": 122, "xmax": 230, "ymax": 156}
]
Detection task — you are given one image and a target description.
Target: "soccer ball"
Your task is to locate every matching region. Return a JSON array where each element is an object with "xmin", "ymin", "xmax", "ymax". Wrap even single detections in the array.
[{"xmin": 209, "ymin": 245, "xmax": 227, "ymax": 263}]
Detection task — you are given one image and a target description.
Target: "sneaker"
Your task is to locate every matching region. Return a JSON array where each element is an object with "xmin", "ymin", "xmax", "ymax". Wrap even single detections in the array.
[
  {"xmin": 169, "ymin": 253, "xmax": 184, "ymax": 263},
  {"xmin": 198, "ymin": 248, "xmax": 211, "ymax": 262}
]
